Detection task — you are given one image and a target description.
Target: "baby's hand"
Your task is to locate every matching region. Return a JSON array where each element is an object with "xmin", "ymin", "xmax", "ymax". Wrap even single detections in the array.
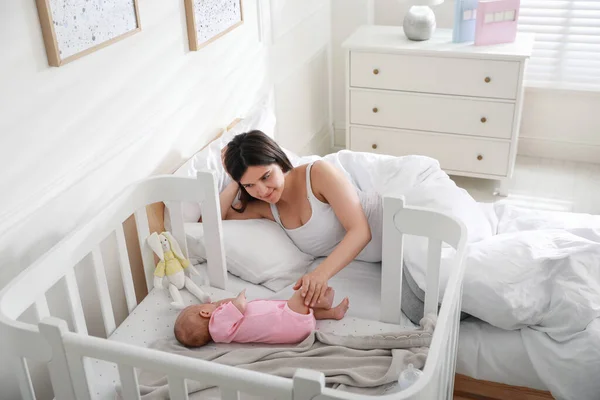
[{"xmin": 232, "ymin": 289, "xmax": 247, "ymax": 314}]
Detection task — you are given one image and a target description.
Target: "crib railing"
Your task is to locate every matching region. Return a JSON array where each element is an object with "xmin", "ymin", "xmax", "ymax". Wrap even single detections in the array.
[
  {"xmin": 0, "ymin": 172, "xmax": 467, "ymax": 400},
  {"xmin": 0, "ymin": 172, "xmax": 227, "ymax": 400}
]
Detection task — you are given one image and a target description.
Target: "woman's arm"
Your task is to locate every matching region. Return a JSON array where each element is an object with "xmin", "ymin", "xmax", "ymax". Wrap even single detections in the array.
[
  {"xmin": 294, "ymin": 161, "xmax": 372, "ymax": 307},
  {"xmin": 219, "ymin": 180, "xmax": 241, "ymax": 220}
]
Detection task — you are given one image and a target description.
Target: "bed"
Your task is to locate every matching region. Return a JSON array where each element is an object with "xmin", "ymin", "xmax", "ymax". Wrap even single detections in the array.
[
  {"xmin": 0, "ymin": 115, "xmax": 469, "ymax": 399},
  {"xmin": 3, "ymin": 105, "xmax": 597, "ymax": 399}
]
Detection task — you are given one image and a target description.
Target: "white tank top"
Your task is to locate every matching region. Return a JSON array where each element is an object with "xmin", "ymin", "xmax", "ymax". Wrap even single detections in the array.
[{"xmin": 270, "ymin": 162, "xmax": 383, "ymax": 262}]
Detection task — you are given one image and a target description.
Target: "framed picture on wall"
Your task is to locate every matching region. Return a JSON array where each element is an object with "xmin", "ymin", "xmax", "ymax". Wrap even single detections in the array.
[
  {"xmin": 185, "ymin": 0, "xmax": 244, "ymax": 51},
  {"xmin": 35, "ymin": 0, "xmax": 141, "ymax": 67}
]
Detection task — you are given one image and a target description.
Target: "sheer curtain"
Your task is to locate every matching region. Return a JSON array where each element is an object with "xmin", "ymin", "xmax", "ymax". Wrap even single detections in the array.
[{"xmin": 518, "ymin": 1, "xmax": 600, "ymax": 91}]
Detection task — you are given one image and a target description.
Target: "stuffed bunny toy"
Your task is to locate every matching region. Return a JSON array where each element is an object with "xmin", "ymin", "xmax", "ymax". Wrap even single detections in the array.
[{"xmin": 147, "ymin": 231, "xmax": 211, "ymax": 309}]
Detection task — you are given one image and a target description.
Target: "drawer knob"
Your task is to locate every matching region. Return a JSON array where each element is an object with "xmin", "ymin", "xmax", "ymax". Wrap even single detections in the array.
[
  {"xmin": 484, "ymin": 77, "xmax": 491, "ymax": 83},
  {"xmin": 372, "ymin": 144, "xmax": 378, "ymax": 149},
  {"xmin": 481, "ymin": 117, "xmax": 487, "ymax": 123},
  {"xmin": 373, "ymin": 68, "xmax": 379, "ymax": 75},
  {"xmin": 477, "ymin": 154, "xmax": 483, "ymax": 161},
  {"xmin": 372, "ymin": 107, "xmax": 378, "ymax": 113}
]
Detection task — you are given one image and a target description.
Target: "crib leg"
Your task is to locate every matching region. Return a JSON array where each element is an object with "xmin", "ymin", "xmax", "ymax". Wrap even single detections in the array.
[{"xmin": 185, "ymin": 276, "xmax": 211, "ymax": 303}]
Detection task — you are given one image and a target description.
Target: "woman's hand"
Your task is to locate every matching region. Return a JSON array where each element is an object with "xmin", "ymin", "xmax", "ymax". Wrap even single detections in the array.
[{"xmin": 293, "ymin": 270, "xmax": 330, "ymax": 307}]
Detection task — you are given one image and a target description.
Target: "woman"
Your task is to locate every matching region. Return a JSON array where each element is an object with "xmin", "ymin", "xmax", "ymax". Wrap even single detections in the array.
[{"xmin": 219, "ymin": 130, "xmax": 383, "ymax": 308}]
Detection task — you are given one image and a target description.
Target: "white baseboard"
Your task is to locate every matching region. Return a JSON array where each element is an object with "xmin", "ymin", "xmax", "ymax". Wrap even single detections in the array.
[{"xmin": 518, "ymin": 137, "xmax": 600, "ymax": 164}]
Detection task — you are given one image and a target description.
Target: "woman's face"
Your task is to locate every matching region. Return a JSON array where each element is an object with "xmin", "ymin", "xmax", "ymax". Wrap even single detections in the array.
[{"xmin": 239, "ymin": 164, "xmax": 285, "ymax": 203}]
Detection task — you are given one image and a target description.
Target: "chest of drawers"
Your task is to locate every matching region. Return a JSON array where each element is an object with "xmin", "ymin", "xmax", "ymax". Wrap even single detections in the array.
[{"xmin": 342, "ymin": 26, "xmax": 534, "ymax": 195}]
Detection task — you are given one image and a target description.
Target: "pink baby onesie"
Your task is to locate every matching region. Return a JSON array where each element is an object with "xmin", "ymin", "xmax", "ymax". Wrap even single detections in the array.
[{"xmin": 208, "ymin": 300, "xmax": 316, "ymax": 344}]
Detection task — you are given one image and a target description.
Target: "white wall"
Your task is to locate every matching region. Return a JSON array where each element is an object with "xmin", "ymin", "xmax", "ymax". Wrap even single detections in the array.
[
  {"xmin": 332, "ymin": 0, "xmax": 600, "ymax": 163},
  {"xmin": 331, "ymin": 0, "xmax": 374, "ymax": 145},
  {"xmin": 0, "ymin": 0, "xmax": 331, "ymax": 398},
  {"xmin": 270, "ymin": 0, "xmax": 333, "ymax": 156}
]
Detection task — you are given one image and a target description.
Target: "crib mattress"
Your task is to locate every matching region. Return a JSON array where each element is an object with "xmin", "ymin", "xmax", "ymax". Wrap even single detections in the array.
[{"xmin": 90, "ymin": 259, "xmax": 416, "ymax": 399}]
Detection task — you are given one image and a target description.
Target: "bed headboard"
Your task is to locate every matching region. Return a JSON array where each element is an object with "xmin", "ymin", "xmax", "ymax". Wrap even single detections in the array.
[{"xmin": 124, "ymin": 118, "xmax": 242, "ymax": 302}]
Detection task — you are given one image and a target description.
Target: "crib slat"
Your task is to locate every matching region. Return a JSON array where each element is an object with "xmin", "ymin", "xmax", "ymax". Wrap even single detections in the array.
[
  {"xmin": 424, "ymin": 238, "xmax": 442, "ymax": 319},
  {"xmin": 446, "ymin": 290, "xmax": 462, "ymax": 398},
  {"xmin": 34, "ymin": 295, "xmax": 50, "ymax": 321},
  {"xmin": 221, "ymin": 388, "xmax": 240, "ymax": 400},
  {"xmin": 168, "ymin": 202, "xmax": 190, "ymax": 259},
  {"xmin": 65, "ymin": 270, "xmax": 88, "ymax": 335},
  {"xmin": 380, "ymin": 196, "xmax": 405, "ymax": 324},
  {"xmin": 135, "ymin": 207, "xmax": 155, "ymax": 293},
  {"xmin": 65, "ymin": 353, "xmax": 92, "ymax": 400},
  {"xmin": 91, "ymin": 248, "xmax": 116, "ymax": 336},
  {"xmin": 196, "ymin": 171, "xmax": 227, "ymax": 289},
  {"xmin": 118, "ymin": 365, "xmax": 141, "ymax": 400},
  {"xmin": 14, "ymin": 357, "xmax": 36, "ymax": 400},
  {"xmin": 115, "ymin": 225, "xmax": 137, "ymax": 313},
  {"xmin": 168, "ymin": 376, "xmax": 189, "ymax": 400}
]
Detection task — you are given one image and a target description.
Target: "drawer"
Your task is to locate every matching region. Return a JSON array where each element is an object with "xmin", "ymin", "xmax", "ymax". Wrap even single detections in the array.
[
  {"xmin": 350, "ymin": 52, "xmax": 521, "ymax": 100},
  {"xmin": 350, "ymin": 90, "xmax": 515, "ymax": 139},
  {"xmin": 350, "ymin": 126, "xmax": 510, "ymax": 176}
]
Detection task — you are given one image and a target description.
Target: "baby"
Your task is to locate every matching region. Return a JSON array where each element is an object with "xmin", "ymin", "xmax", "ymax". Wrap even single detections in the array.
[{"xmin": 174, "ymin": 287, "xmax": 350, "ymax": 347}]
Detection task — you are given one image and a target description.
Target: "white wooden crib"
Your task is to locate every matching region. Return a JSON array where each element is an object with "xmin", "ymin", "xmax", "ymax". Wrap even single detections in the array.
[{"xmin": 0, "ymin": 171, "xmax": 467, "ymax": 400}]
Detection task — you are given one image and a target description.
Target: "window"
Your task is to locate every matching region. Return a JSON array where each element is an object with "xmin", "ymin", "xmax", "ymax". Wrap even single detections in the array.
[{"xmin": 518, "ymin": 1, "xmax": 600, "ymax": 91}]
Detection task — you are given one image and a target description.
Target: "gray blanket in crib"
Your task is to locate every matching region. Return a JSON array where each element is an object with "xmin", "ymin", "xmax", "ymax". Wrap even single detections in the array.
[{"xmin": 121, "ymin": 317, "xmax": 435, "ymax": 399}]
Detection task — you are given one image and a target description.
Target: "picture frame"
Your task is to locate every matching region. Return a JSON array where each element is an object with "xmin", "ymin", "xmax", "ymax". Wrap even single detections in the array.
[
  {"xmin": 474, "ymin": 0, "xmax": 520, "ymax": 46},
  {"xmin": 185, "ymin": 0, "xmax": 244, "ymax": 51},
  {"xmin": 35, "ymin": 0, "xmax": 142, "ymax": 67}
]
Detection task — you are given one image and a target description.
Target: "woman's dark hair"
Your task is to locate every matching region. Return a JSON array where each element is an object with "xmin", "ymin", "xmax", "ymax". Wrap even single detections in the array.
[{"xmin": 223, "ymin": 130, "xmax": 293, "ymax": 212}]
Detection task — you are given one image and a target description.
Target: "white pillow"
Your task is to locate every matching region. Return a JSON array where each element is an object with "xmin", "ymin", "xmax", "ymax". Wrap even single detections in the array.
[{"xmin": 185, "ymin": 219, "xmax": 315, "ymax": 292}]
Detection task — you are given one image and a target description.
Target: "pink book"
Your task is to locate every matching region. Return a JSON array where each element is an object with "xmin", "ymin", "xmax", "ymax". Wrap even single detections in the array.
[{"xmin": 474, "ymin": 0, "xmax": 520, "ymax": 46}]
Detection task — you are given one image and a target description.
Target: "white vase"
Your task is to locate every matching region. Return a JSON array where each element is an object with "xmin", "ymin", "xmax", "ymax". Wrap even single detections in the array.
[{"xmin": 403, "ymin": 6, "xmax": 436, "ymax": 41}]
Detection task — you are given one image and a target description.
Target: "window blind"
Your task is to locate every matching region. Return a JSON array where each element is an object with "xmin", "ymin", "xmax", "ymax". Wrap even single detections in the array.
[{"xmin": 518, "ymin": 1, "xmax": 600, "ymax": 91}]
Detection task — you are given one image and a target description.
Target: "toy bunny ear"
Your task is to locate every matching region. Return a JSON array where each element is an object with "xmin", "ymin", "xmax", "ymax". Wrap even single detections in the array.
[
  {"xmin": 147, "ymin": 232, "xmax": 165, "ymax": 261},
  {"xmin": 164, "ymin": 231, "xmax": 186, "ymax": 260}
]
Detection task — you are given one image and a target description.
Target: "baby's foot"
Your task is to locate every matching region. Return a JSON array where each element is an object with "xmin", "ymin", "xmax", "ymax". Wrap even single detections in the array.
[
  {"xmin": 331, "ymin": 297, "xmax": 349, "ymax": 320},
  {"xmin": 319, "ymin": 287, "xmax": 335, "ymax": 309}
]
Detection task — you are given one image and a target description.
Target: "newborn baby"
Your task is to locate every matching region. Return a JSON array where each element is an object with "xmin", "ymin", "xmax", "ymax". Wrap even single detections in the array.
[{"xmin": 174, "ymin": 287, "xmax": 349, "ymax": 347}]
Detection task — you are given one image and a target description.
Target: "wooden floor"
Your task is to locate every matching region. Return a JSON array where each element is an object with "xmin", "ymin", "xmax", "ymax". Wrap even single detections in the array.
[{"xmin": 454, "ymin": 374, "xmax": 555, "ymax": 400}]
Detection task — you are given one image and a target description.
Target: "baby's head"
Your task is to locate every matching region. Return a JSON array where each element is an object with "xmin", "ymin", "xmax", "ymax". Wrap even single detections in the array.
[{"xmin": 174, "ymin": 303, "xmax": 216, "ymax": 347}]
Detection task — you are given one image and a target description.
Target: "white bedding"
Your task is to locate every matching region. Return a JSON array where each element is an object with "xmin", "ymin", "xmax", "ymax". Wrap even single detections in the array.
[
  {"xmin": 336, "ymin": 151, "xmax": 600, "ymax": 400},
  {"xmin": 457, "ymin": 317, "xmax": 547, "ymax": 391}
]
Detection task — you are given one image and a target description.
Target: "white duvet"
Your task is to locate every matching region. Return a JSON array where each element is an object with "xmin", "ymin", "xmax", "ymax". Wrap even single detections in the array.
[
  {"xmin": 321, "ymin": 151, "xmax": 600, "ymax": 400},
  {"xmin": 459, "ymin": 206, "xmax": 600, "ymax": 400}
]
